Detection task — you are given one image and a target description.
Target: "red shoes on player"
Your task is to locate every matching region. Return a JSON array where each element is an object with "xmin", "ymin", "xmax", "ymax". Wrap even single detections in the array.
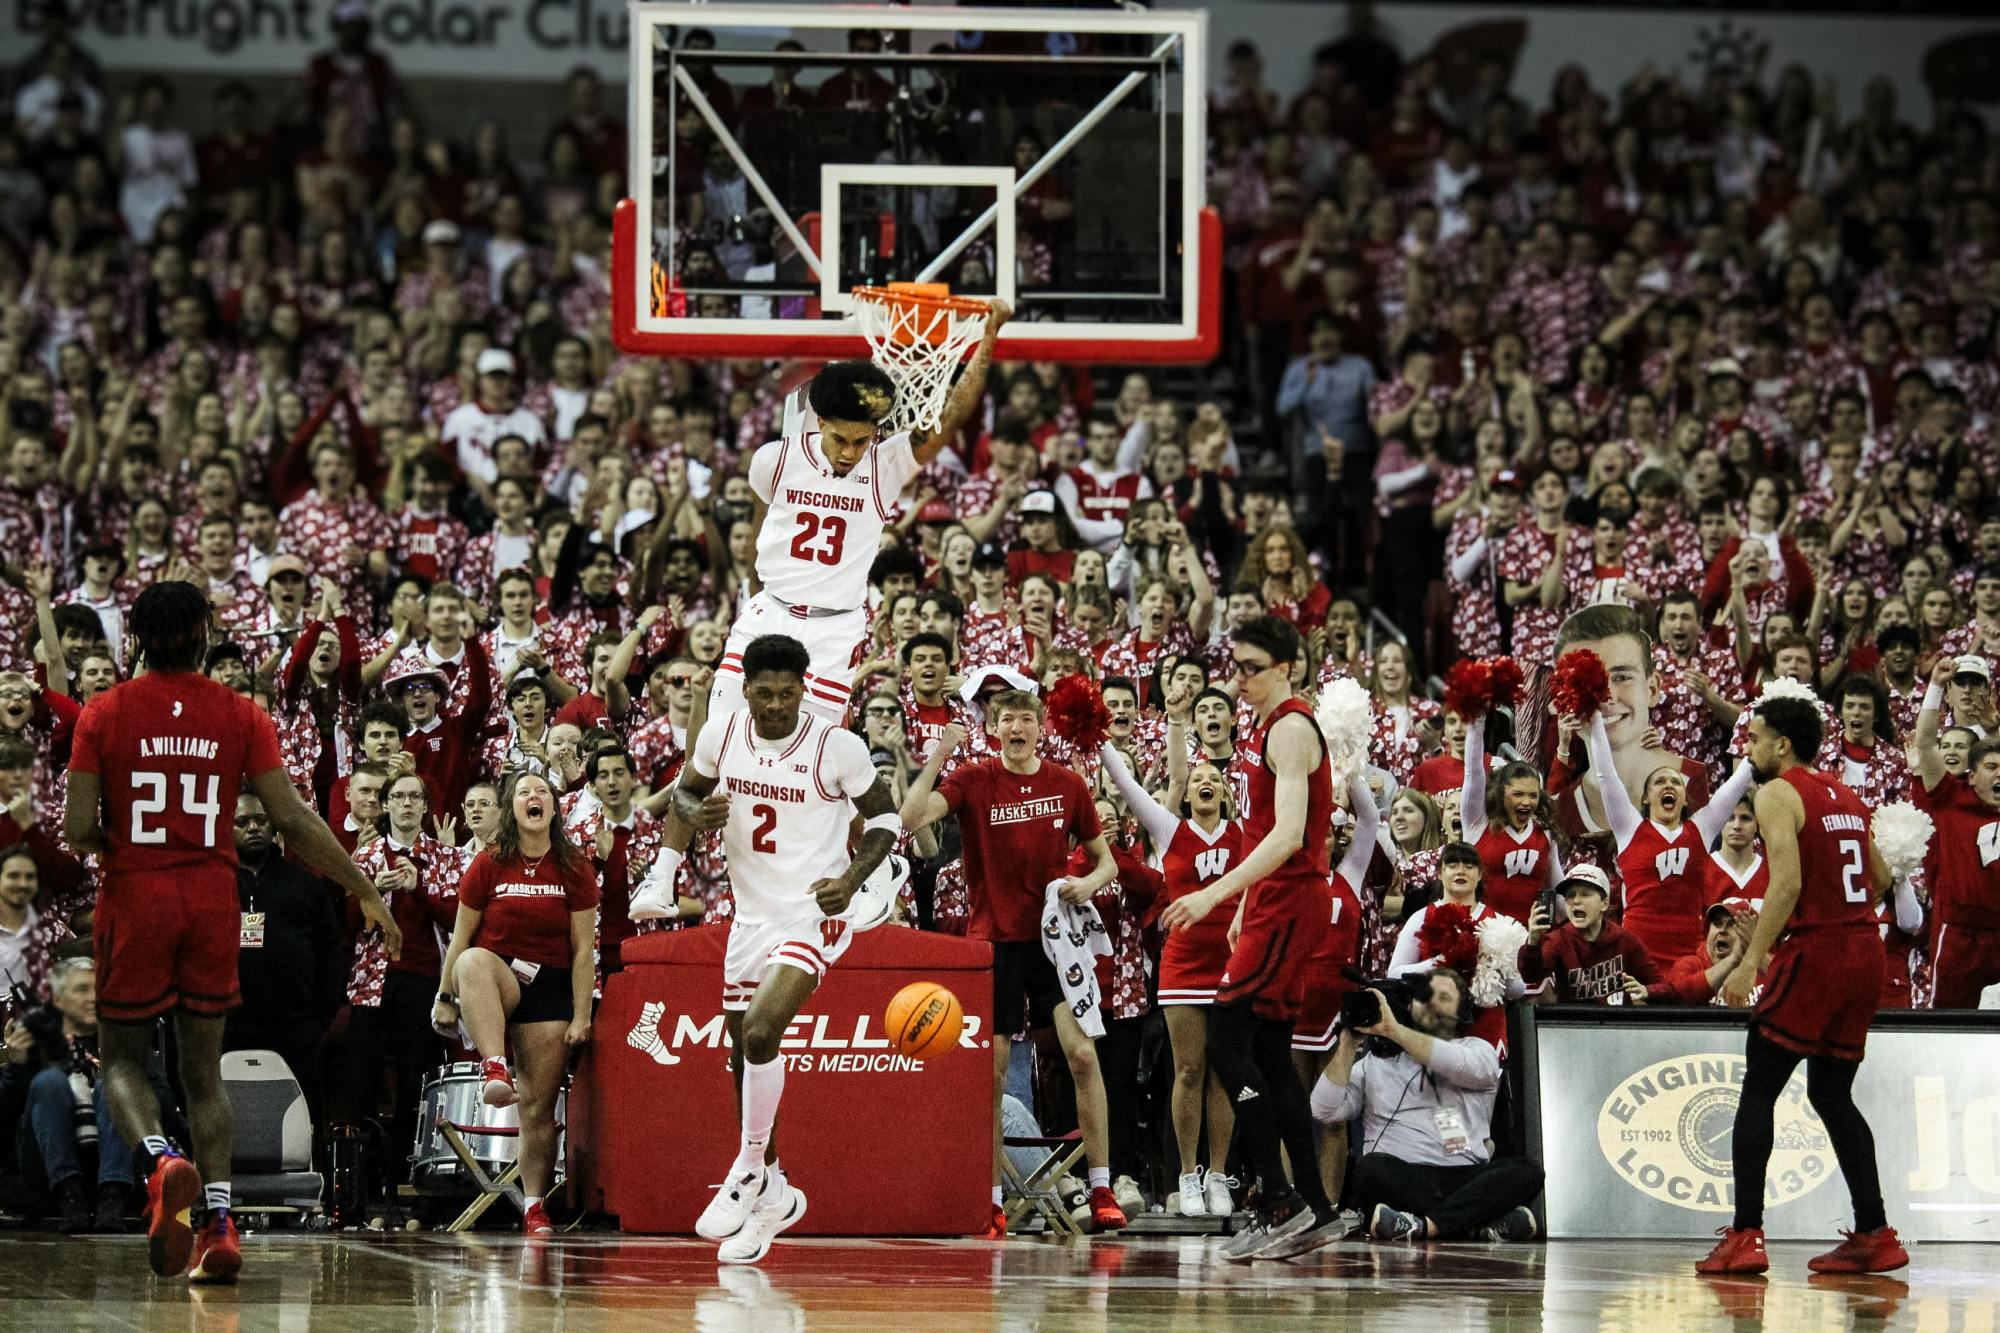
[
  {"xmin": 523, "ymin": 1201, "xmax": 556, "ymax": 1236},
  {"xmin": 1696, "ymin": 1226, "xmax": 1768, "ymax": 1275},
  {"xmin": 1698, "ymin": 1224, "xmax": 1909, "ymax": 1276},
  {"xmin": 982, "ymin": 1203, "xmax": 1008, "ymax": 1239},
  {"xmin": 1809, "ymin": 1227, "xmax": 1909, "ymax": 1274},
  {"xmin": 481, "ymin": 1058, "xmax": 518, "ymax": 1108},
  {"xmin": 143, "ymin": 1151, "xmax": 203, "ymax": 1277},
  {"xmin": 189, "ymin": 1213, "xmax": 242, "ymax": 1285},
  {"xmin": 1087, "ymin": 1186, "xmax": 1127, "ymax": 1232}
]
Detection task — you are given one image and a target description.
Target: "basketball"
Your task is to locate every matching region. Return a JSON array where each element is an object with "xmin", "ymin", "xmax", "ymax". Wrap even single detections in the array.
[{"xmin": 886, "ymin": 982, "xmax": 965, "ymax": 1059}]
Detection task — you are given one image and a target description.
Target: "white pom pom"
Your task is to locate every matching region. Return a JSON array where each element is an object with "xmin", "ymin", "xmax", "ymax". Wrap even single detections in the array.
[
  {"xmin": 1470, "ymin": 913, "xmax": 1529, "ymax": 1009},
  {"xmin": 1317, "ymin": 678, "xmax": 1374, "ymax": 788},
  {"xmin": 1755, "ymin": 677, "xmax": 1820, "ymax": 707},
  {"xmin": 1871, "ymin": 801, "xmax": 1934, "ymax": 880}
]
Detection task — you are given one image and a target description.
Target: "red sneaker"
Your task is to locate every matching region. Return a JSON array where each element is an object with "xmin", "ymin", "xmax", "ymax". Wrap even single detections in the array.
[
  {"xmin": 143, "ymin": 1153, "xmax": 204, "ymax": 1277},
  {"xmin": 981, "ymin": 1203, "xmax": 1007, "ymax": 1239},
  {"xmin": 1695, "ymin": 1226, "xmax": 1769, "ymax": 1275},
  {"xmin": 523, "ymin": 1201, "xmax": 555, "ymax": 1236},
  {"xmin": 1809, "ymin": 1226, "xmax": 1909, "ymax": 1274},
  {"xmin": 481, "ymin": 1058, "xmax": 517, "ymax": 1108},
  {"xmin": 1087, "ymin": 1186, "xmax": 1127, "ymax": 1232},
  {"xmin": 189, "ymin": 1213, "xmax": 242, "ymax": 1285}
]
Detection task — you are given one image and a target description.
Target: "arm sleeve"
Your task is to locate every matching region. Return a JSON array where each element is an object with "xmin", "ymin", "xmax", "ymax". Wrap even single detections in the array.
[
  {"xmin": 1099, "ymin": 743, "xmax": 1179, "ymax": 849},
  {"xmin": 1388, "ymin": 909, "xmax": 1428, "ymax": 975},
  {"xmin": 1459, "ymin": 717, "xmax": 1487, "ymax": 842},
  {"xmin": 827, "ymin": 729, "xmax": 880, "ymax": 801},
  {"xmin": 1427, "ymin": 1036, "xmax": 1501, "ymax": 1093},
  {"xmin": 1275, "ymin": 361, "xmax": 1308, "ymax": 416},
  {"xmin": 689, "ymin": 711, "xmax": 727, "ymax": 780},
  {"xmin": 1585, "ymin": 714, "xmax": 1642, "ymax": 846},
  {"xmin": 1377, "ymin": 462, "xmax": 1433, "ymax": 498},
  {"xmin": 1070, "ymin": 774, "xmax": 1105, "ymax": 843},
  {"xmin": 747, "ymin": 439, "xmax": 783, "ymax": 505},
  {"xmin": 1892, "ymin": 876, "xmax": 1924, "ymax": 934},
  {"xmin": 1449, "ymin": 534, "xmax": 1490, "ymax": 583},
  {"xmin": 1115, "ymin": 417, "xmax": 1151, "ymax": 473},
  {"xmin": 1310, "ymin": 1068, "xmax": 1364, "ymax": 1124},
  {"xmin": 1625, "ymin": 936, "xmax": 1666, "ymax": 987},
  {"xmin": 566, "ymin": 858, "xmax": 602, "ymax": 910},
  {"xmin": 938, "ymin": 764, "xmax": 971, "ymax": 816},
  {"xmin": 1692, "ymin": 760, "xmax": 1758, "ymax": 846},
  {"xmin": 457, "ymin": 854, "xmax": 492, "ymax": 911},
  {"xmin": 1335, "ymin": 769, "xmax": 1379, "ymax": 887}
]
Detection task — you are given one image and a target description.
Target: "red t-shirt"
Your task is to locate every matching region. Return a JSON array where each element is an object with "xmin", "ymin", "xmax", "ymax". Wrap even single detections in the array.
[
  {"xmin": 1912, "ymin": 775, "xmax": 2000, "ymax": 930},
  {"xmin": 940, "ymin": 757, "xmax": 1101, "ymax": 942},
  {"xmin": 1409, "ymin": 754, "xmax": 1465, "ymax": 795},
  {"xmin": 69, "ymin": 672, "xmax": 283, "ymax": 880},
  {"xmin": 458, "ymin": 848, "xmax": 601, "ymax": 968}
]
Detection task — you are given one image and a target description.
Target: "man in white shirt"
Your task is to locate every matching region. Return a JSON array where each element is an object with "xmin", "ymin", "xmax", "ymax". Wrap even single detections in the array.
[
  {"xmin": 1055, "ymin": 409, "xmax": 1153, "ymax": 553},
  {"xmin": 441, "ymin": 349, "xmax": 547, "ymax": 498},
  {"xmin": 115, "ymin": 77, "xmax": 197, "ymax": 244}
]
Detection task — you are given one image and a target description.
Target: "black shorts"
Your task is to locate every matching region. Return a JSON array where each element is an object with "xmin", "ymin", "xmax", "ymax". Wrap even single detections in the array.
[
  {"xmin": 509, "ymin": 962, "xmax": 574, "ymax": 1026},
  {"xmin": 992, "ymin": 939, "xmax": 1060, "ymax": 1035}
]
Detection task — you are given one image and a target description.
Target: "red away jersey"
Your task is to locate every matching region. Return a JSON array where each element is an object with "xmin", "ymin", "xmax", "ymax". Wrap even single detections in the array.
[
  {"xmin": 1777, "ymin": 766, "xmax": 1877, "ymax": 934},
  {"xmin": 1241, "ymin": 696, "xmax": 1332, "ymax": 884},
  {"xmin": 69, "ymin": 672, "xmax": 283, "ymax": 876}
]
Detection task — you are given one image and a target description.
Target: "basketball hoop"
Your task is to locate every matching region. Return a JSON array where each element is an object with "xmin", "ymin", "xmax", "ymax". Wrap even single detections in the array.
[{"xmin": 850, "ymin": 283, "xmax": 991, "ymax": 433}]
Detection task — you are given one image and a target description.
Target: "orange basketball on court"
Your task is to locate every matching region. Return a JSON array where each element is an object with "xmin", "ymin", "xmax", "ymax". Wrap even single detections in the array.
[{"xmin": 886, "ymin": 982, "xmax": 964, "ymax": 1059}]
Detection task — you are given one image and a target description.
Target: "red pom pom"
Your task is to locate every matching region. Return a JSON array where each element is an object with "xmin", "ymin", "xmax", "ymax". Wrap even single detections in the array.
[
  {"xmin": 1486, "ymin": 657, "xmax": 1525, "ymax": 710},
  {"xmin": 1416, "ymin": 901, "xmax": 1480, "ymax": 973},
  {"xmin": 1044, "ymin": 675, "xmax": 1111, "ymax": 750},
  {"xmin": 1442, "ymin": 659, "xmax": 1493, "ymax": 719},
  {"xmin": 1549, "ymin": 649, "xmax": 1611, "ymax": 719}
]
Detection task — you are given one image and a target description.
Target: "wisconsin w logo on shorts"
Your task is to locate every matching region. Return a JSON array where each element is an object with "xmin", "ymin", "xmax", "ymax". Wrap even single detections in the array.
[{"xmin": 820, "ymin": 919, "xmax": 848, "ymax": 949}]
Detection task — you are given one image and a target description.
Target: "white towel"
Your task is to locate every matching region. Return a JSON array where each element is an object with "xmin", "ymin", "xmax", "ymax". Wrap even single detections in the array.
[{"xmin": 1040, "ymin": 881, "xmax": 1113, "ymax": 1039}]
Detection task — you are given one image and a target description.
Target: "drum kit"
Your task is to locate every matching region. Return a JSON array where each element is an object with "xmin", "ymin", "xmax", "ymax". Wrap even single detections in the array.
[{"xmin": 409, "ymin": 1063, "xmax": 566, "ymax": 1228}]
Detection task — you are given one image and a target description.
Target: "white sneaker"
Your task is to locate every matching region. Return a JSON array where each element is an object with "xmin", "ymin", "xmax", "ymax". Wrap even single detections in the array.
[
  {"xmin": 1205, "ymin": 1172, "xmax": 1236, "ymax": 1219},
  {"xmin": 696, "ymin": 1167, "xmax": 765, "ymax": 1241},
  {"xmin": 841, "ymin": 854, "xmax": 907, "ymax": 931},
  {"xmin": 628, "ymin": 874, "xmax": 677, "ymax": 921},
  {"xmin": 1177, "ymin": 1171, "xmax": 1208, "ymax": 1217},
  {"xmin": 718, "ymin": 1181, "xmax": 808, "ymax": 1264},
  {"xmin": 1114, "ymin": 1174, "xmax": 1145, "ymax": 1216}
]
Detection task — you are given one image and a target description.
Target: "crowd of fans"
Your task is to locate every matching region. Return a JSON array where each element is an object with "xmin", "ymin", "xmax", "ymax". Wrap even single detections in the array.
[{"xmin": 1, "ymin": 6, "xmax": 1997, "ymax": 1234}]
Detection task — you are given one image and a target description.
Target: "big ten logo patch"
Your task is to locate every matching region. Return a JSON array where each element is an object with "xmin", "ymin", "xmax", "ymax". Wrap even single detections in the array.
[{"xmin": 1597, "ymin": 1054, "xmax": 1833, "ymax": 1212}]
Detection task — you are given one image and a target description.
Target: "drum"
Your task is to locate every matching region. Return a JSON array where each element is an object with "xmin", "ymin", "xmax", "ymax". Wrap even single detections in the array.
[{"xmin": 410, "ymin": 1063, "xmax": 566, "ymax": 1194}]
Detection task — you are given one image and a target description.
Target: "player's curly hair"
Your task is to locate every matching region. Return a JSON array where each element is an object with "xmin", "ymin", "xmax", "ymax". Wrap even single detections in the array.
[
  {"xmin": 741, "ymin": 634, "xmax": 810, "ymax": 683},
  {"xmin": 129, "ymin": 581, "xmax": 212, "ymax": 673},
  {"xmin": 1757, "ymin": 695, "xmax": 1823, "ymax": 763},
  {"xmin": 808, "ymin": 359, "xmax": 896, "ymax": 426}
]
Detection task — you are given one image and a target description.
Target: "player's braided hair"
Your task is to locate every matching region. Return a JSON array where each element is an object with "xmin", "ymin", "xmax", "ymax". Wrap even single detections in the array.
[{"xmin": 129, "ymin": 581, "xmax": 213, "ymax": 673}]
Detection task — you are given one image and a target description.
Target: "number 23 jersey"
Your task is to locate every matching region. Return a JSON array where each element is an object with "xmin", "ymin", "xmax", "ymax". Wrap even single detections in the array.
[
  {"xmin": 748, "ymin": 429, "xmax": 922, "ymax": 612},
  {"xmin": 69, "ymin": 671, "xmax": 284, "ymax": 876},
  {"xmin": 692, "ymin": 706, "xmax": 878, "ymax": 926}
]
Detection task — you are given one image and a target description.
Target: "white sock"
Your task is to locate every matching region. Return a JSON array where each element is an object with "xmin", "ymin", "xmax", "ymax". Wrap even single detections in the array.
[
  {"xmin": 205, "ymin": 1182, "xmax": 231, "ymax": 1213},
  {"xmin": 653, "ymin": 847, "xmax": 686, "ymax": 887},
  {"xmin": 1088, "ymin": 1168, "xmax": 1110, "ymax": 1190},
  {"xmin": 993, "ymin": 1186, "xmax": 1004, "ymax": 1207},
  {"xmin": 524, "ymin": 1195, "xmax": 544, "ymax": 1209},
  {"xmin": 731, "ymin": 1055, "xmax": 785, "ymax": 1175}
]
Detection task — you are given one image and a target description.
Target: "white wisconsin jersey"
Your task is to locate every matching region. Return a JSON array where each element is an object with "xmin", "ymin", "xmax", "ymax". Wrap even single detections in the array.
[
  {"xmin": 692, "ymin": 706, "xmax": 878, "ymax": 925},
  {"xmin": 748, "ymin": 429, "xmax": 921, "ymax": 611}
]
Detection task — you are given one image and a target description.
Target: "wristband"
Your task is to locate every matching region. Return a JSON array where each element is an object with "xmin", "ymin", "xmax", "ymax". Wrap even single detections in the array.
[
  {"xmin": 1922, "ymin": 683, "xmax": 1945, "ymax": 713},
  {"xmin": 864, "ymin": 812, "xmax": 903, "ymax": 837},
  {"xmin": 436, "ymin": 993, "xmax": 458, "ymax": 1006}
]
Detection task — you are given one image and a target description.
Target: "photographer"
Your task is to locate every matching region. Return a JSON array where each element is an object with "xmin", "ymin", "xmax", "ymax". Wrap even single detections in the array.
[
  {"xmin": 1310, "ymin": 967, "xmax": 1544, "ymax": 1243},
  {"xmin": 1, "ymin": 960, "xmax": 177, "ymax": 1234}
]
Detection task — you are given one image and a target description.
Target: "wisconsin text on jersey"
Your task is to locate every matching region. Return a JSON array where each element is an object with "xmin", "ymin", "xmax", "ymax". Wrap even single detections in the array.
[
  {"xmin": 139, "ymin": 736, "xmax": 220, "ymax": 760},
  {"xmin": 724, "ymin": 776, "xmax": 808, "ymax": 803},
  {"xmin": 783, "ymin": 488, "xmax": 867, "ymax": 513}
]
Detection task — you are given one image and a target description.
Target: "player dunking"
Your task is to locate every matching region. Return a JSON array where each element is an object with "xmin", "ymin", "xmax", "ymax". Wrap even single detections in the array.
[
  {"xmin": 1160, "ymin": 615, "xmax": 1344, "ymax": 1259},
  {"xmin": 1697, "ymin": 696, "xmax": 1908, "ymax": 1276},
  {"xmin": 710, "ymin": 302, "xmax": 1010, "ymax": 723},
  {"xmin": 670, "ymin": 635, "xmax": 907, "ymax": 1265},
  {"xmin": 63, "ymin": 582, "xmax": 401, "ymax": 1284}
]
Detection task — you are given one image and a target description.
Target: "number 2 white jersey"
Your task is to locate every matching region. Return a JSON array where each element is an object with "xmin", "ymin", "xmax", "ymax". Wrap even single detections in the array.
[
  {"xmin": 691, "ymin": 706, "xmax": 879, "ymax": 926},
  {"xmin": 747, "ymin": 429, "xmax": 922, "ymax": 612}
]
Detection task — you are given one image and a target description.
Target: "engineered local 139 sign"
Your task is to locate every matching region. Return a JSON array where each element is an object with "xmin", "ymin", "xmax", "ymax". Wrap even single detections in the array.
[{"xmin": 1534, "ymin": 1020, "xmax": 2000, "ymax": 1241}]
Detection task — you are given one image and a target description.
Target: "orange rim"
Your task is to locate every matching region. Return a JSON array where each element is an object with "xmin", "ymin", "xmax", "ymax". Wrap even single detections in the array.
[{"xmin": 851, "ymin": 284, "xmax": 993, "ymax": 319}]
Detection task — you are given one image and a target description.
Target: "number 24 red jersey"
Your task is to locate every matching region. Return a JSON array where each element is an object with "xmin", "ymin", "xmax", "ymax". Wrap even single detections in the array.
[{"xmin": 69, "ymin": 672, "xmax": 284, "ymax": 874}]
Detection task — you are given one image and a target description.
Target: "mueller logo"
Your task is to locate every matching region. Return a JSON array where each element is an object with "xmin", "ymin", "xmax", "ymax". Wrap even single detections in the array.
[
  {"xmin": 624, "ymin": 1001, "xmax": 986, "ymax": 1071},
  {"xmin": 1596, "ymin": 1054, "xmax": 1830, "ymax": 1213}
]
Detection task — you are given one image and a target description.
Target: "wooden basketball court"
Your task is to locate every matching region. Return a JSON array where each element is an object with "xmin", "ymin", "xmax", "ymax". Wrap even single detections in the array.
[{"xmin": 2, "ymin": 1230, "xmax": 1990, "ymax": 1330}]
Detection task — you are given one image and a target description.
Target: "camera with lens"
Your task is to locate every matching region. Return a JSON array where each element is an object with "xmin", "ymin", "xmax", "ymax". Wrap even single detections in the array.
[{"xmin": 1337, "ymin": 970, "xmax": 1431, "ymax": 1057}]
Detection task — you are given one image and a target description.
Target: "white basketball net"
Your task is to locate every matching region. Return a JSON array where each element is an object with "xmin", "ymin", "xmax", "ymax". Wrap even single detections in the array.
[{"xmin": 851, "ymin": 293, "xmax": 989, "ymax": 433}]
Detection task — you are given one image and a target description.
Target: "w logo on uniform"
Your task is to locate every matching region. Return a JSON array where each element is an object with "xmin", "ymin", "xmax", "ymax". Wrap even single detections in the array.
[
  {"xmin": 1979, "ymin": 823, "xmax": 2000, "ymax": 868},
  {"xmin": 1194, "ymin": 849, "xmax": 1231, "ymax": 880},
  {"xmin": 1503, "ymin": 849, "xmax": 1540, "ymax": 879},
  {"xmin": 819, "ymin": 919, "xmax": 848, "ymax": 949},
  {"xmin": 1655, "ymin": 847, "xmax": 1690, "ymax": 880}
]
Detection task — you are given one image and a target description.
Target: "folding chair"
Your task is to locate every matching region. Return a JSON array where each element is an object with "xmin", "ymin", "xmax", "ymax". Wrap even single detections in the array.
[
  {"xmin": 434, "ymin": 1117, "xmax": 566, "ymax": 1233},
  {"xmin": 1000, "ymin": 1130, "xmax": 1087, "ymax": 1237}
]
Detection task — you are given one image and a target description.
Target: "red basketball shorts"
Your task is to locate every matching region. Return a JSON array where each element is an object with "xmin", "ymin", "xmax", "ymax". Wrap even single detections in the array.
[
  {"xmin": 1928, "ymin": 922, "xmax": 2000, "ymax": 1010},
  {"xmin": 94, "ymin": 868, "xmax": 242, "ymax": 1022},
  {"xmin": 1752, "ymin": 927, "xmax": 1884, "ymax": 1061},
  {"xmin": 1217, "ymin": 875, "xmax": 1330, "ymax": 1023}
]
